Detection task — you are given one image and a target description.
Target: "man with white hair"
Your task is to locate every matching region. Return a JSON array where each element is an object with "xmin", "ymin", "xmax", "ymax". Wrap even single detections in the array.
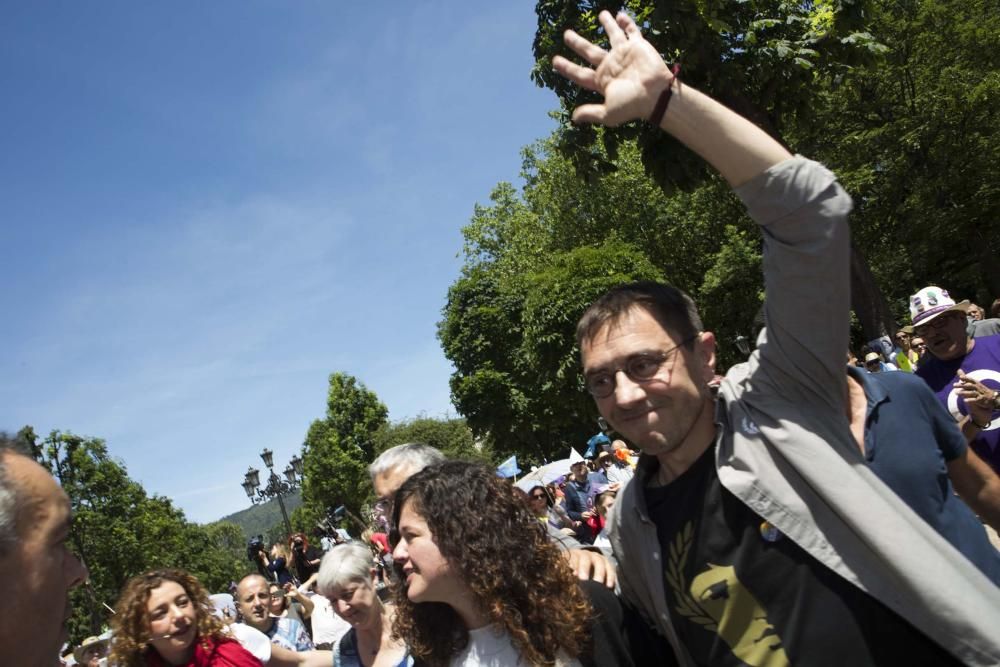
[{"xmin": 0, "ymin": 433, "xmax": 88, "ymax": 667}]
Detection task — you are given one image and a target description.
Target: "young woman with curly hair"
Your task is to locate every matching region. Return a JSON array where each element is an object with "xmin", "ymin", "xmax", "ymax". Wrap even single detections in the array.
[
  {"xmin": 109, "ymin": 568, "xmax": 261, "ymax": 667},
  {"xmin": 389, "ymin": 460, "xmax": 592, "ymax": 666}
]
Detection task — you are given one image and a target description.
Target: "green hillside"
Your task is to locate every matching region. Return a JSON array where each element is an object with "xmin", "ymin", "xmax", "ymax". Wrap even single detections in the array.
[{"xmin": 217, "ymin": 490, "xmax": 303, "ymax": 541}]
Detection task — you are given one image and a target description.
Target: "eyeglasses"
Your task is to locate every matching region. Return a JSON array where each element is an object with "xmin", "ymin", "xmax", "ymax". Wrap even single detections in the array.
[
  {"xmin": 529, "ymin": 494, "xmax": 546, "ymax": 500},
  {"xmin": 584, "ymin": 333, "xmax": 699, "ymax": 399},
  {"xmin": 269, "ymin": 593, "xmax": 284, "ymax": 600},
  {"xmin": 913, "ymin": 312, "xmax": 962, "ymax": 337}
]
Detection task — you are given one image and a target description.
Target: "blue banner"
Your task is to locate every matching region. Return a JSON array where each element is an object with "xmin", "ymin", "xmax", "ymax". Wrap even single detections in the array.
[{"xmin": 496, "ymin": 455, "xmax": 521, "ymax": 478}]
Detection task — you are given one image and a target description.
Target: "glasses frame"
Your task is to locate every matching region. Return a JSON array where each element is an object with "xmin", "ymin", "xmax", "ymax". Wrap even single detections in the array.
[
  {"xmin": 913, "ymin": 311, "xmax": 964, "ymax": 337},
  {"xmin": 584, "ymin": 333, "xmax": 700, "ymax": 399}
]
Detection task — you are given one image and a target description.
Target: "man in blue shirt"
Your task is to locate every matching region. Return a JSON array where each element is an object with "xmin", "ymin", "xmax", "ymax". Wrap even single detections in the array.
[{"xmin": 846, "ymin": 365, "xmax": 1000, "ymax": 584}]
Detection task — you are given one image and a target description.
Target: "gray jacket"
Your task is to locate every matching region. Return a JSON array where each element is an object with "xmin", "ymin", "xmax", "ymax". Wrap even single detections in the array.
[{"xmin": 607, "ymin": 157, "xmax": 1000, "ymax": 666}]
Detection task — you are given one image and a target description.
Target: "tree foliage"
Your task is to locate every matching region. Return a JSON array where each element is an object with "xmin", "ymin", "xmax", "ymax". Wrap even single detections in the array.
[
  {"xmin": 373, "ymin": 416, "xmax": 491, "ymax": 463},
  {"xmin": 439, "ymin": 137, "xmax": 758, "ymax": 462},
  {"xmin": 531, "ymin": 0, "xmax": 909, "ymax": 338},
  {"xmin": 18, "ymin": 427, "xmax": 249, "ymax": 645},
  {"xmin": 789, "ymin": 0, "xmax": 1000, "ymax": 306},
  {"xmin": 532, "ymin": 0, "xmax": 884, "ymax": 189},
  {"xmin": 297, "ymin": 373, "xmax": 389, "ymax": 534},
  {"xmin": 439, "ymin": 0, "xmax": 999, "ymax": 457}
]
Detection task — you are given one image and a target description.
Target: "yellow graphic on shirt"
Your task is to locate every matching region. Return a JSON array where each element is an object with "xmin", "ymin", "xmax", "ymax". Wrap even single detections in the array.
[{"xmin": 666, "ymin": 521, "xmax": 789, "ymax": 666}]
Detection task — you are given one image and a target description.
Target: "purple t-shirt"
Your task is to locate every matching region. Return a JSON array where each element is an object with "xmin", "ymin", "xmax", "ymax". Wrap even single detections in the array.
[{"xmin": 916, "ymin": 334, "xmax": 1000, "ymax": 472}]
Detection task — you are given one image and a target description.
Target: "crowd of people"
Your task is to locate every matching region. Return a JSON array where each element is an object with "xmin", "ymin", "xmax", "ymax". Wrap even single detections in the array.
[{"xmin": 3, "ymin": 9, "xmax": 1000, "ymax": 667}]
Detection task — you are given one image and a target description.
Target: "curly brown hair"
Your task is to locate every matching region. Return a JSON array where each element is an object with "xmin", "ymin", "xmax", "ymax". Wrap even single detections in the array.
[
  {"xmin": 109, "ymin": 568, "xmax": 227, "ymax": 667},
  {"xmin": 389, "ymin": 460, "xmax": 592, "ymax": 667}
]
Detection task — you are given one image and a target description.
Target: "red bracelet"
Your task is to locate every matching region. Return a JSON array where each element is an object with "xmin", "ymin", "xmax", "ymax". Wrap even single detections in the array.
[{"xmin": 649, "ymin": 63, "xmax": 681, "ymax": 127}]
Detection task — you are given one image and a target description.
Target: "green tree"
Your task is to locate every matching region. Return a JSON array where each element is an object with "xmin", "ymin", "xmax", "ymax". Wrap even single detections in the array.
[
  {"xmin": 298, "ymin": 373, "xmax": 389, "ymax": 534},
  {"xmin": 532, "ymin": 0, "xmax": 883, "ymax": 187},
  {"xmin": 531, "ymin": 0, "xmax": 902, "ymax": 339},
  {"xmin": 790, "ymin": 0, "xmax": 1000, "ymax": 306},
  {"xmin": 440, "ymin": 133, "xmax": 767, "ymax": 459},
  {"xmin": 373, "ymin": 416, "xmax": 491, "ymax": 463}
]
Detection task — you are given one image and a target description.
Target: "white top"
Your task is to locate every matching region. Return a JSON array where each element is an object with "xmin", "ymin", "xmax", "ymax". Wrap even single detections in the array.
[
  {"xmin": 226, "ymin": 623, "xmax": 272, "ymax": 663},
  {"xmin": 308, "ymin": 593, "xmax": 352, "ymax": 645},
  {"xmin": 449, "ymin": 625, "xmax": 581, "ymax": 667}
]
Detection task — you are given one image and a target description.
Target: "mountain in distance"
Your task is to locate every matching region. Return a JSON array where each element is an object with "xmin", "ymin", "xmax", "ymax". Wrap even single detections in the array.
[{"xmin": 216, "ymin": 490, "xmax": 303, "ymax": 540}]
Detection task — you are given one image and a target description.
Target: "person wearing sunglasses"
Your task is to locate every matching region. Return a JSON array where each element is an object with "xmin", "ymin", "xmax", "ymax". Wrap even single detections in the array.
[
  {"xmin": 911, "ymin": 286, "xmax": 1000, "ymax": 474},
  {"xmin": 527, "ymin": 484, "xmax": 577, "ymax": 537},
  {"xmin": 892, "ymin": 329, "xmax": 919, "ymax": 372}
]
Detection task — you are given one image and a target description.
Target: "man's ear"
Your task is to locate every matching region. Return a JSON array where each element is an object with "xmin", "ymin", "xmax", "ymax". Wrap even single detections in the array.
[{"xmin": 697, "ymin": 331, "xmax": 717, "ymax": 383}]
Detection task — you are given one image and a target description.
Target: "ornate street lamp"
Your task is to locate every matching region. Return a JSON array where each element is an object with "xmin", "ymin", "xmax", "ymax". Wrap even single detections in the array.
[
  {"xmin": 240, "ymin": 449, "xmax": 301, "ymax": 537},
  {"xmin": 260, "ymin": 448, "xmax": 275, "ymax": 469}
]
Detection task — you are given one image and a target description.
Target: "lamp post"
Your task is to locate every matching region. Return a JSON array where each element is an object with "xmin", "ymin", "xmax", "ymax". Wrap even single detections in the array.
[{"xmin": 241, "ymin": 448, "xmax": 305, "ymax": 538}]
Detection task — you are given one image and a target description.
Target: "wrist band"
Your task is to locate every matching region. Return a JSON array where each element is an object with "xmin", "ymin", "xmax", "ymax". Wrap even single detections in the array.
[
  {"xmin": 649, "ymin": 63, "xmax": 681, "ymax": 127},
  {"xmin": 971, "ymin": 416, "xmax": 991, "ymax": 430}
]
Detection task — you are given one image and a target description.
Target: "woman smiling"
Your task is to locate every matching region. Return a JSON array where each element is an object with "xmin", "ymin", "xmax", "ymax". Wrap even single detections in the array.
[
  {"xmin": 110, "ymin": 568, "xmax": 261, "ymax": 667},
  {"xmin": 315, "ymin": 541, "xmax": 411, "ymax": 667}
]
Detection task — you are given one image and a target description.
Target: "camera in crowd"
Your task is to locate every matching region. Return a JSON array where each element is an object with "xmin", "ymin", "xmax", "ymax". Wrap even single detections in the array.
[{"xmin": 246, "ymin": 534, "xmax": 265, "ymax": 562}]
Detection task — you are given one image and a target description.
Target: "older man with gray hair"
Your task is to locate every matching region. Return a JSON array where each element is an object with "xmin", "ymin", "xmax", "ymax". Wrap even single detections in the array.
[{"xmin": 0, "ymin": 433, "xmax": 88, "ymax": 666}]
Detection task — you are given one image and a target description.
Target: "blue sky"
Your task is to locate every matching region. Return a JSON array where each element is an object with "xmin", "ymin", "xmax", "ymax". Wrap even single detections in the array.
[{"xmin": 0, "ymin": 2, "xmax": 559, "ymax": 523}]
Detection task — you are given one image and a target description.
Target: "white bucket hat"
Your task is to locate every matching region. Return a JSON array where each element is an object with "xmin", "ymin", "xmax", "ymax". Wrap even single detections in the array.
[{"xmin": 908, "ymin": 286, "xmax": 969, "ymax": 326}]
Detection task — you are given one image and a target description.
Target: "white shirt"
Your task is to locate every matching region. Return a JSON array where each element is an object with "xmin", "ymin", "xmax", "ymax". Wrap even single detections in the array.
[
  {"xmin": 226, "ymin": 623, "xmax": 272, "ymax": 663},
  {"xmin": 449, "ymin": 625, "xmax": 581, "ymax": 667},
  {"xmin": 308, "ymin": 593, "xmax": 352, "ymax": 645}
]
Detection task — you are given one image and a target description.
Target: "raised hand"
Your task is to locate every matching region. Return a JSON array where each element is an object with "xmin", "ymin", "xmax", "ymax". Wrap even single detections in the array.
[
  {"xmin": 553, "ymin": 10, "xmax": 673, "ymax": 127},
  {"xmin": 955, "ymin": 369, "xmax": 998, "ymax": 425}
]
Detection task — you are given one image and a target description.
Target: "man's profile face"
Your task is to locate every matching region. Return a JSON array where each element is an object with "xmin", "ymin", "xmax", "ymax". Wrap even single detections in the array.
[
  {"xmin": 580, "ymin": 307, "xmax": 715, "ymax": 457},
  {"xmin": 236, "ymin": 576, "xmax": 273, "ymax": 632},
  {"xmin": 916, "ymin": 311, "xmax": 969, "ymax": 361},
  {"xmin": 0, "ymin": 454, "xmax": 88, "ymax": 667},
  {"xmin": 373, "ymin": 465, "xmax": 418, "ymax": 501}
]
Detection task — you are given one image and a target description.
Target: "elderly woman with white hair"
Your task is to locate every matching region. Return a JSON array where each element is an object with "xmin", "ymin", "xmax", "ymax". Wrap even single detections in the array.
[{"xmin": 316, "ymin": 541, "xmax": 411, "ymax": 667}]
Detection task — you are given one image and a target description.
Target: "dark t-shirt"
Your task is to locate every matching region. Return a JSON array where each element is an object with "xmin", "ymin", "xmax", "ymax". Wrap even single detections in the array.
[
  {"xmin": 292, "ymin": 544, "xmax": 322, "ymax": 582},
  {"xmin": 646, "ymin": 447, "xmax": 961, "ymax": 666}
]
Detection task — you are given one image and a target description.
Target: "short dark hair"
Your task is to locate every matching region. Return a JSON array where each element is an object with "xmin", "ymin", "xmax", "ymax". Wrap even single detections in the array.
[
  {"xmin": 991, "ymin": 298, "xmax": 1000, "ymax": 320},
  {"xmin": 576, "ymin": 281, "xmax": 703, "ymax": 349}
]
